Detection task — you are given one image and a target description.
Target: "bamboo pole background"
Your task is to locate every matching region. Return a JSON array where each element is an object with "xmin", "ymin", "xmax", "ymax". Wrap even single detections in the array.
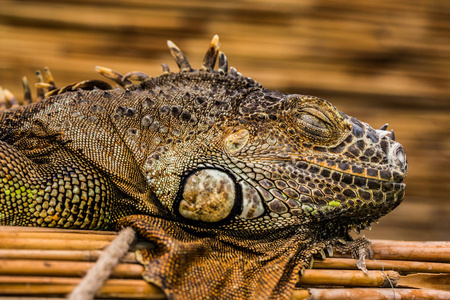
[{"xmin": 0, "ymin": 226, "xmax": 448, "ymax": 299}]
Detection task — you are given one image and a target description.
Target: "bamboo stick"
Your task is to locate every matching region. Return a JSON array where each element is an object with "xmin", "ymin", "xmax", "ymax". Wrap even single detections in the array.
[
  {"xmin": 297, "ymin": 269, "xmax": 399, "ymax": 287},
  {"xmin": 0, "ymin": 230, "xmax": 117, "ymax": 241},
  {"xmin": 2, "ymin": 227, "xmax": 448, "ymax": 263},
  {"xmin": 0, "ymin": 238, "xmax": 111, "ymax": 251},
  {"xmin": 313, "ymin": 257, "xmax": 450, "ymax": 273},
  {"xmin": 0, "ymin": 226, "xmax": 116, "ymax": 235},
  {"xmin": 0, "ymin": 278, "xmax": 165, "ymax": 299},
  {"xmin": 0, "ymin": 259, "xmax": 144, "ymax": 278},
  {"xmin": 0, "ymin": 249, "xmax": 136, "ymax": 262},
  {"xmin": 398, "ymin": 273, "xmax": 450, "ymax": 291},
  {"xmin": 372, "ymin": 240, "xmax": 450, "ymax": 248},
  {"xmin": 370, "ymin": 240, "xmax": 450, "ymax": 262},
  {"xmin": 0, "ymin": 227, "xmax": 448, "ymax": 299},
  {"xmin": 291, "ymin": 289, "xmax": 310, "ymax": 300},
  {"xmin": 304, "ymin": 288, "xmax": 450, "ymax": 300}
]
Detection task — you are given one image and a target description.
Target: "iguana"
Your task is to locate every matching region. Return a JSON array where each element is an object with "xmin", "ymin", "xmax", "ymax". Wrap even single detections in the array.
[{"xmin": 0, "ymin": 35, "xmax": 407, "ymax": 299}]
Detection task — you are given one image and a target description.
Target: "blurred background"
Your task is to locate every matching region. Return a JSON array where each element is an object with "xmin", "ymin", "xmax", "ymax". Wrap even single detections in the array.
[{"xmin": 0, "ymin": 0, "xmax": 448, "ymax": 240}]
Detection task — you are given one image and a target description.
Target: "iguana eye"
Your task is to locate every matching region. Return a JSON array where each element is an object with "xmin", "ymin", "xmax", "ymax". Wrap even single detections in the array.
[
  {"xmin": 297, "ymin": 113, "xmax": 327, "ymax": 130},
  {"xmin": 295, "ymin": 108, "xmax": 331, "ymax": 138}
]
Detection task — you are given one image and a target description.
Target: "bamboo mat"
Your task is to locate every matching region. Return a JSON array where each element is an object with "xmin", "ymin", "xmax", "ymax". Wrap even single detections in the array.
[
  {"xmin": 0, "ymin": 0, "xmax": 449, "ymax": 241},
  {"xmin": 0, "ymin": 226, "xmax": 448, "ymax": 299}
]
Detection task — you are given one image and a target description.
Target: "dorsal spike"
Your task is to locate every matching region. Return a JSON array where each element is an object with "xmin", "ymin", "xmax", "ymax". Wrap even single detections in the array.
[
  {"xmin": 73, "ymin": 80, "xmax": 113, "ymax": 91},
  {"xmin": 22, "ymin": 76, "xmax": 32, "ymax": 104},
  {"xmin": 218, "ymin": 51, "xmax": 228, "ymax": 74},
  {"xmin": 167, "ymin": 40, "xmax": 191, "ymax": 72},
  {"xmin": 161, "ymin": 63, "xmax": 170, "ymax": 74},
  {"xmin": 0, "ymin": 87, "xmax": 5, "ymax": 110},
  {"xmin": 35, "ymin": 70, "xmax": 45, "ymax": 101},
  {"xmin": 123, "ymin": 71, "xmax": 150, "ymax": 82},
  {"xmin": 95, "ymin": 66, "xmax": 132, "ymax": 87},
  {"xmin": 3, "ymin": 88, "xmax": 18, "ymax": 108},
  {"xmin": 201, "ymin": 35, "xmax": 220, "ymax": 71},
  {"xmin": 57, "ymin": 83, "xmax": 76, "ymax": 95},
  {"xmin": 45, "ymin": 89, "xmax": 60, "ymax": 98},
  {"xmin": 35, "ymin": 82, "xmax": 53, "ymax": 89},
  {"xmin": 43, "ymin": 67, "xmax": 56, "ymax": 90}
]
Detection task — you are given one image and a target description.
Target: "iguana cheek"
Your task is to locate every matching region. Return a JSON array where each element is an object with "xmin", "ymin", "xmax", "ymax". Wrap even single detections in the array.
[{"xmin": 179, "ymin": 169, "xmax": 235, "ymax": 222}]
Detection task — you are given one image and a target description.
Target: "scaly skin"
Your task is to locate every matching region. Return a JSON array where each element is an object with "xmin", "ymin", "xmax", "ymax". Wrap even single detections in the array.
[{"xmin": 0, "ymin": 36, "xmax": 407, "ymax": 299}]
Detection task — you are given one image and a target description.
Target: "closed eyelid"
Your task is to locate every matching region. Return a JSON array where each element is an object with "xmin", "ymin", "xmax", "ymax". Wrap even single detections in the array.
[{"xmin": 299, "ymin": 107, "xmax": 332, "ymax": 124}]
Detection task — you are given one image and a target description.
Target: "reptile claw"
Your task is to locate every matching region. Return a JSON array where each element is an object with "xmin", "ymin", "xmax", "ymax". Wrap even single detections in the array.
[
  {"xmin": 319, "ymin": 249, "xmax": 326, "ymax": 259},
  {"xmin": 326, "ymin": 246, "xmax": 334, "ymax": 257},
  {"xmin": 356, "ymin": 248, "xmax": 369, "ymax": 274}
]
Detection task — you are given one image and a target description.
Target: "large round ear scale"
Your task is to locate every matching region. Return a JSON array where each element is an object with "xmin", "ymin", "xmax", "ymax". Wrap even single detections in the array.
[
  {"xmin": 167, "ymin": 40, "xmax": 191, "ymax": 72},
  {"xmin": 201, "ymin": 35, "xmax": 220, "ymax": 71}
]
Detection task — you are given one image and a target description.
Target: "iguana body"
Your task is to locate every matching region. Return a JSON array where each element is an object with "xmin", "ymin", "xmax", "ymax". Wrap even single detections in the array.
[{"xmin": 0, "ymin": 36, "xmax": 407, "ymax": 299}]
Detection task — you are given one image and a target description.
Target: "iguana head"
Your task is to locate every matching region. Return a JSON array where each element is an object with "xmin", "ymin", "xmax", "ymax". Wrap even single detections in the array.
[{"xmin": 133, "ymin": 36, "xmax": 407, "ymax": 238}]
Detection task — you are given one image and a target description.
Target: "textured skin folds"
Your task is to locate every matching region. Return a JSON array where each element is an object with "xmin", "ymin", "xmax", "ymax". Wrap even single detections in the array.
[{"xmin": 0, "ymin": 36, "xmax": 407, "ymax": 299}]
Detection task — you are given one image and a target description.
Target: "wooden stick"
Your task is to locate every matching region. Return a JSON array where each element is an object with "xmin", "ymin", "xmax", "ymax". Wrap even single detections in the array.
[
  {"xmin": 297, "ymin": 269, "xmax": 399, "ymax": 287},
  {"xmin": 372, "ymin": 240, "xmax": 450, "ymax": 248},
  {"xmin": 398, "ymin": 273, "xmax": 450, "ymax": 291},
  {"xmin": 0, "ymin": 277, "xmax": 165, "ymax": 299},
  {"xmin": 0, "ymin": 237, "xmax": 111, "ymax": 250},
  {"xmin": 370, "ymin": 240, "xmax": 450, "ymax": 262},
  {"xmin": 313, "ymin": 257, "xmax": 450, "ymax": 273},
  {"xmin": 0, "ymin": 229, "xmax": 117, "ymax": 241},
  {"xmin": 0, "ymin": 259, "xmax": 144, "ymax": 278},
  {"xmin": 0, "ymin": 225, "xmax": 117, "ymax": 235},
  {"xmin": 301, "ymin": 288, "xmax": 450, "ymax": 300},
  {"xmin": 0, "ymin": 249, "xmax": 137, "ymax": 262},
  {"xmin": 291, "ymin": 289, "xmax": 310, "ymax": 300}
]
